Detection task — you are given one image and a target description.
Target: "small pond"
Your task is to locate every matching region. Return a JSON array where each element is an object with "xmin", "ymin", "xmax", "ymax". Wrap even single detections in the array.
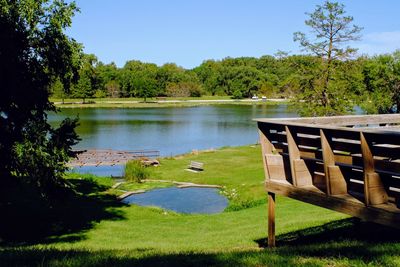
[
  {"xmin": 122, "ymin": 187, "xmax": 228, "ymax": 214},
  {"xmin": 70, "ymin": 165, "xmax": 125, "ymax": 177}
]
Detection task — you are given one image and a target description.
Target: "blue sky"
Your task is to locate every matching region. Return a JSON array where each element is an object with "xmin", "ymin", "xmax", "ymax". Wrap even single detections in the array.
[{"xmin": 67, "ymin": 0, "xmax": 400, "ymax": 69}]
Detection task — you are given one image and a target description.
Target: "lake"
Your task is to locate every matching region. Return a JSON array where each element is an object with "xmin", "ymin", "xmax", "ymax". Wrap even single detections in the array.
[{"xmin": 49, "ymin": 104, "xmax": 297, "ymax": 156}]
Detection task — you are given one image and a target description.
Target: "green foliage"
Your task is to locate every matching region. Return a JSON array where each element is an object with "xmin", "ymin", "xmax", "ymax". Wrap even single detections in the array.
[
  {"xmin": 360, "ymin": 51, "xmax": 400, "ymax": 114},
  {"xmin": 166, "ymin": 81, "xmax": 203, "ymax": 97},
  {"xmin": 124, "ymin": 160, "xmax": 152, "ymax": 183},
  {"xmin": 71, "ymin": 54, "xmax": 99, "ymax": 102},
  {"xmin": 0, "ymin": 0, "xmax": 81, "ymax": 204},
  {"xmin": 94, "ymin": 89, "xmax": 107, "ymax": 98},
  {"xmin": 105, "ymin": 80, "xmax": 120, "ymax": 98}
]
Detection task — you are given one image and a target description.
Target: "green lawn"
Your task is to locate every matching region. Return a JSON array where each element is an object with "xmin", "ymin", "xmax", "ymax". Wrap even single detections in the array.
[{"xmin": 1, "ymin": 146, "xmax": 400, "ymax": 266}]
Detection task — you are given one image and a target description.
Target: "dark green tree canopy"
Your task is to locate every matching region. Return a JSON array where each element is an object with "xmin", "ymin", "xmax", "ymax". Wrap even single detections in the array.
[{"xmin": 0, "ymin": 0, "xmax": 81, "ymax": 201}]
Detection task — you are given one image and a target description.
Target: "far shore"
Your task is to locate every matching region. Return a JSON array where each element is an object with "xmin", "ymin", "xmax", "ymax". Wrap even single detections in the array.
[{"xmin": 51, "ymin": 97, "xmax": 289, "ymax": 108}]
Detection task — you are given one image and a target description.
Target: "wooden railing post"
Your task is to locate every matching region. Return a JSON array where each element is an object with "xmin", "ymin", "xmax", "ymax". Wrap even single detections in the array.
[
  {"xmin": 360, "ymin": 132, "xmax": 388, "ymax": 205},
  {"xmin": 320, "ymin": 129, "xmax": 347, "ymax": 195},
  {"xmin": 268, "ymin": 192, "xmax": 275, "ymax": 248},
  {"xmin": 285, "ymin": 126, "xmax": 312, "ymax": 187}
]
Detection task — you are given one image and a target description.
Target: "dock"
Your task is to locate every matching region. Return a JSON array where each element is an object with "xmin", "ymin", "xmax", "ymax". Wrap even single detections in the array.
[{"xmin": 67, "ymin": 149, "xmax": 160, "ymax": 167}]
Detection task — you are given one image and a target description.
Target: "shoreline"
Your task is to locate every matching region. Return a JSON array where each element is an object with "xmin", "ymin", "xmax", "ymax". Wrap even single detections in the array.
[{"xmin": 52, "ymin": 98, "xmax": 289, "ymax": 108}]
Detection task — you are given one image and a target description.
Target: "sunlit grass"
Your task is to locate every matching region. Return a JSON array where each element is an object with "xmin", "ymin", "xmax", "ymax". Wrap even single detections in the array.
[{"xmin": 2, "ymin": 146, "xmax": 399, "ymax": 266}]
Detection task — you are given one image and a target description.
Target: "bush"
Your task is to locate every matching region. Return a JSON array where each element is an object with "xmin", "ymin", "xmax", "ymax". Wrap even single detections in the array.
[
  {"xmin": 94, "ymin": 89, "xmax": 107, "ymax": 98},
  {"xmin": 124, "ymin": 160, "xmax": 151, "ymax": 183},
  {"xmin": 231, "ymin": 90, "xmax": 243, "ymax": 99}
]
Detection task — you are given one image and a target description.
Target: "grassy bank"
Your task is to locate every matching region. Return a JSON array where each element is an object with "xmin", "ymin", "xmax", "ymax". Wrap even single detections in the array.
[
  {"xmin": 50, "ymin": 96, "xmax": 289, "ymax": 108},
  {"xmin": 1, "ymin": 146, "xmax": 400, "ymax": 266}
]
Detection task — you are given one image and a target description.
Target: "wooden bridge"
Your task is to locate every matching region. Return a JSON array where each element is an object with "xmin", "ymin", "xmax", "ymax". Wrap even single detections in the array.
[
  {"xmin": 68, "ymin": 149, "xmax": 160, "ymax": 167},
  {"xmin": 256, "ymin": 114, "xmax": 400, "ymax": 247}
]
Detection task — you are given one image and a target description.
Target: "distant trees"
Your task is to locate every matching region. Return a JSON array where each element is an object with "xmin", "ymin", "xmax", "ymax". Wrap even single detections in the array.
[
  {"xmin": 293, "ymin": 0, "xmax": 362, "ymax": 116},
  {"xmin": 52, "ymin": 51, "xmax": 400, "ymax": 116},
  {"xmin": 361, "ymin": 51, "xmax": 400, "ymax": 113}
]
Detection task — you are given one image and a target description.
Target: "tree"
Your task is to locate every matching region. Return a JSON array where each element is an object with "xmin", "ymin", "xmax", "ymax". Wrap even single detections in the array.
[
  {"xmin": 361, "ymin": 51, "xmax": 400, "ymax": 114},
  {"xmin": 293, "ymin": 1, "xmax": 362, "ymax": 115},
  {"xmin": 0, "ymin": 0, "xmax": 81, "ymax": 204},
  {"xmin": 105, "ymin": 80, "xmax": 121, "ymax": 98},
  {"xmin": 71, "ymin": 54, "xmax": 98, "ymax": 102}
]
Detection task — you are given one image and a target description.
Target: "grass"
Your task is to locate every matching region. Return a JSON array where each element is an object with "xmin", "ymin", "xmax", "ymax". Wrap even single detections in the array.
[
  {"xmin": 49, "ymin": 96, "xmax": 289, "ymax": 108},
  {"xmin": 117, "ymin": 180, "xmax": 174, "ymax": 192},
  {"xmin": 1, "ymin": 145, "xmax": 400, "ymax": 266}
]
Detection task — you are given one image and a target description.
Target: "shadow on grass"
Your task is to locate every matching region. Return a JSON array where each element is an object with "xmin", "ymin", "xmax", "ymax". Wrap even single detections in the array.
[
  {"xmin": 1, "ymin": 218, "xmax": 400, "ymax": 266},
  {"xmin": 255, "ymin": 217, "xmax": 400, "ymax": 248},
  {"xmin": 0, "ymin": 178, "xmax": 125, "ymax": 245}
]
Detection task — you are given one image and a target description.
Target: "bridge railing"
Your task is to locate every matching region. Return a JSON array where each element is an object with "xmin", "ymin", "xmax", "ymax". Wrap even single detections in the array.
[{"xmin": 256, "ymin": 114, "xmax": 400, "ymax": 247}]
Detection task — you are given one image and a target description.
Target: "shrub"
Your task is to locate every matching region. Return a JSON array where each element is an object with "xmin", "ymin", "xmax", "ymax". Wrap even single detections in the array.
[
  {"xmin": 124, "ymin": 160, "xmax": 151, "ymax": 183},
  {"xmin": 94, "ymin": 89, "xmax": 107, "ymax": 98}
]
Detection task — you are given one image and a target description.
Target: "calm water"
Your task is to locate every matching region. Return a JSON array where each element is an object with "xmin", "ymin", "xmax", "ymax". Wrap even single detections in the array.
[
  {"xmin": 49, "ymin": 104, "xmax": 297, "ymax": 156},
  {"xmin": 122, "ymin": 187, "xmax": 229, "ymax": 214},
  {"xmin": 70, "ymin": 165, "xmax": 125, "ymax": 177}
]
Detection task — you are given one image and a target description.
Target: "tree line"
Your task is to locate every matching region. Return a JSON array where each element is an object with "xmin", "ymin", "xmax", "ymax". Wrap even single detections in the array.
[
  {"xmin": 52, "ymin": 51, "xmax": 400, "ymax": 115},
  {"xmin": 51, "ymin": 1, "xmax": 399, "ymax": 116}
]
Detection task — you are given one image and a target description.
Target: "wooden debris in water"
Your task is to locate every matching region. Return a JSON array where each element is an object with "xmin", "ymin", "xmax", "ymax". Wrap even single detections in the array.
[{"xmin": 68, "ymin": 149, "xmax": 160, "ymax": 167}]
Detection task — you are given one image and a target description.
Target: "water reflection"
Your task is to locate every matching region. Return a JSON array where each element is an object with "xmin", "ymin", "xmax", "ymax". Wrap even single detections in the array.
[{"xmin": 48, "ymin": 104, "xmax": 297, "ymax": 156}]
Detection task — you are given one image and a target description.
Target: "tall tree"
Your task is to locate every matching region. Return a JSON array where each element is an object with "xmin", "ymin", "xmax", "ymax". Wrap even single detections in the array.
[
  {"xmin": 0, "ymin": 0, "xmax": 81, "ymax": 204},
  {"xmin": 293, "ymin": 1, "xmax": 362, "ymax": 115}
]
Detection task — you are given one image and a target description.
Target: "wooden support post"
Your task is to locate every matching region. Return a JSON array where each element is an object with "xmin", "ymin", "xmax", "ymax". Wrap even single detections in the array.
[
  {"xmin": 360, "ymin": 132, "xmax": 388, "ymax": 205},
  {"xmin": 320, "ymin": 129, "xmax": 347, "ymax": 195},
  {"xmin": 268, "ymin": 192, "xmax": 276, "ymax": 248},
  {"xmin": 285, "ymin": 126, "xmax": 312, "ymax": 187}
]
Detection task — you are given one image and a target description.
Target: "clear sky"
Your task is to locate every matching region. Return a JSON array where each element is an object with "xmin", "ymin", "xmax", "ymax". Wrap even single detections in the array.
[{"xmin": 66, "ymin": 0, "xmax": 400, "ymax": 69}]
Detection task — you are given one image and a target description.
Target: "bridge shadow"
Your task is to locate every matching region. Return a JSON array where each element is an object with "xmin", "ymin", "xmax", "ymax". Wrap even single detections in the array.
[
  {"xmin": 0, "ymin": 178, "xmax": 126, "ymax": 245},
  {"xmin": 255, "ymin": 217, "xmax": 400, "ymax": 248},
  {"xmin": 1, "ymin": 218, "xmax": 400, "ymax": 266}
]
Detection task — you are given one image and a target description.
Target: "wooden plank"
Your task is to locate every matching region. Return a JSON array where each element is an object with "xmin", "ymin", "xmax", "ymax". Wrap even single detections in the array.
[
  {"xmin": 330, "ymin": 140, "xmax": 360, "ymax": 154},
  {"xmin": 257, "ymin": 121, "xmax": 286, "ymax": 134},
  {"xmin": 259, "ymin": 129, "xmax": 274, "ymax": 181},
  {"xmin": 360, "ymin": 132, "xmax": 388, "ymax": 205},
  {"xmin": 327, "ymin": 166, "xmax": 348, "ymax": 195},
  {"xmin": 265, "ymin": 154, "xmax": 286, "ymax": 181},
  {"xmin": 371, "ymin": 145, "xmax": 400, "ymax": 159},
  {"xmin": 363, "ymin": 132, "xmax": 400, "ymax": 146},
  {"xmin": 375, "ymin": 160, "xmax": 400, "ymax": 174},
  {"xmin": 295, "ymin": 135, "xmax": 321, "ymax": 148},
  {"xmin": 320, "ymin": 129, "xmax": 347, "ymax": 195},
  {"xmin": 286, "ymin": 126, "xmax": 312, "ymax": 187},
  {"xmin": 324, "ymin": 129, "xmax": 361, "ymax": 140},
  {"xmin": 333, "ymin": 154, "xmax": 354, "ymax": 165},
  {"xmin": 268, "ymin": 192, "xmax": 276, "ymax": 248},
  {"xmin": 265, "ymin": 132, "xmax": 287, "ymax": 143},
  {"xmin": 256, "ymin": 114, "xmax": 400, "ymax": 127}
]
